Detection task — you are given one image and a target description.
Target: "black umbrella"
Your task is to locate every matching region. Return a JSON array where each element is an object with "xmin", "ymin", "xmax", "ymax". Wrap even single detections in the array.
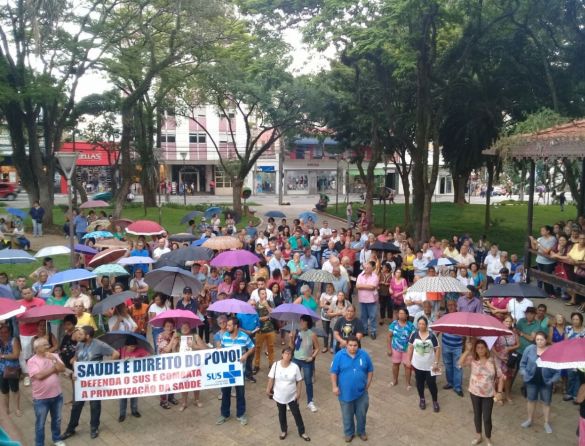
[
  {"xmin": 154, "ymin": 246, "xmax": 214, "ymax": 269},
  {"xmin": 180, "ymin": 211, "xmax": 203, "ymax": 225},
  {"xmin": 168, "ymin": 233, "xmax": 199, "ymax": 243},
  {"xmin": 144, "ymin": 266, "xmax": 203, "ymax": 296},
  {"xmin": 97, "ymin": 331, "xmax": 154, "ymax": 354},
  {"xmin": 482, "ymin": 283, "xmax": 548, "ymax": 299},
  {"xmin": 370, "ymin": 241, "xmax": 401, "ymax": 253},
  {"xmin": 92, "ymin": 291, "xmax": 137, "ymax": 315}
]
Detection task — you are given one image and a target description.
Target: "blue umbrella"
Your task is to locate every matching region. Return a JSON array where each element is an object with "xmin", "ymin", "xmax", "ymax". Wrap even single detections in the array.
[
  {"xmin": 0, "ymin": 249, "xmax": 37, "ymax": 264},
  {"xmin": 180, "ymin": 210, "xmax": 203, "ymax": 225},
  {"xmin": 6, "ymin": 208, "xmax": 27, "ymax": 220},
  {"xmin": 83, "ymin": 231, "xmax": 113, "ymax": 240},
  {"xmin": 299, "ymin": 211, "xmax": 317, "ymax": 222},
  {"xmin": 204, "ymin": 206, "xmax": 222, "ymax": 219},
  {"xmin": 97, "ymin": 331, "xmax": 154, "ymax": 354},
  {"xmin": 74, "ymin": 244, "xmax": 98, "ymax": 255},
  {"xmin": 265, "ymin": 210, "xmax": 286, "ymax": 218},
  {"xmin": 46, "ymin": 268, "xmax": 97, "ymax": 285},
  {"xmin": 191, "ymin": 238, "xmax": 207, "ymax": 247}
]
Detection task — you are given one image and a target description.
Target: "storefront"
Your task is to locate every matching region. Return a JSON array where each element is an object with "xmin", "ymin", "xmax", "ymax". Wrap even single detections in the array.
[
  {"xmin": 284, "ymin": 160, "xmax": 343, "ymax": 195},
  {"xmin": 255, "ymin": 165, "xmax": 276, "ymax": 194},
  {"xmin": 58, "ymin": 142, "xmax": 119, "ymax": 193}
]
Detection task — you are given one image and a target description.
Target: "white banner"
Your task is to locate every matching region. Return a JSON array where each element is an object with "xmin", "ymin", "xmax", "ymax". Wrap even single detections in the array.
[{"xmin": 74, "ymin": 347, "xmax": 243, "ymax": 401}]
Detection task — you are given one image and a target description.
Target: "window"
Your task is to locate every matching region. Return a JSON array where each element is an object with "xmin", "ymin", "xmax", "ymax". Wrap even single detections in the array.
[
  {"xmin": 219, "ymin": 133, "xmax": 230, "ymax": 144},
  {"xmin": 189, "ymin": 133, "xmax": 206, "ymax": 144},
  {"xmin": 294, "ymin": 146, "xmax": 305, "ymax": 159},
  {"xmin": 161, "ymin": 133, "xmax": 176, "ymax": 143},
  {"xmin": 215, "ymin": 166, "xmax": 232, "ymax": 188}
]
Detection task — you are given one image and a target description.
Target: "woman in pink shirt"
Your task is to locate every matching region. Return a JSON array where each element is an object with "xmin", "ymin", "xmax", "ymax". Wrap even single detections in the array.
[
  {"xmin": 217, "ymin": 274, "xmax": 234, "ymax": 298},
  {"xmin": 390, "ymin": 269, "xmax": 408, "ymax": 320}
]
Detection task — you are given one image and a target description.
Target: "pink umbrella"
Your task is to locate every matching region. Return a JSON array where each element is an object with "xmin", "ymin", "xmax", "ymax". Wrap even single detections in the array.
[
  {"xmin": 150, "ymin": 309, "xmax": 202, "ymax": 329},
  {"xmin": 87, "ymin": 247, "xmax": 128, "ymax": 268},
  {"xmin": 210, "ymin": 249, "xmax": 260, "ymax": 267},
  {"xmin": 537, "ymin": 338, "xmax": 585, "ymax": 370},
  {"xmin": 80, "ymin": 199, "xmax": 109, "ymax": 209},
  {"xmin": 19, "ymin": 305, "xmax": 75, "ymax": 323},
  {"xmin": 0, "ymin": 298, "xmax": 26, "ymax": 320},
  {"xmin": 208, "ymin": 298, "xmax": 257, "ymax": 315},
  {"xmin": 430, "ymin": 312, "xmax": 513, "ymax": 337},
  {"xmin": 126, "ymin": 220, "xmax": 165, "ymax": 236}
]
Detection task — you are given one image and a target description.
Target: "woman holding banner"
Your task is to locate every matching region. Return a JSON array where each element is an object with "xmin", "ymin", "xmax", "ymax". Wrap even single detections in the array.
[
  {"xmin": 118, "ymin": 337, "xmax": 149, "ymax": 422},
  {"xmin": 157, "ymin": 320, "xmax": 179, "ymax": 409},
  {"xmin": 177, "ymin": 322, "xmax": 206, "ymax": 411}
]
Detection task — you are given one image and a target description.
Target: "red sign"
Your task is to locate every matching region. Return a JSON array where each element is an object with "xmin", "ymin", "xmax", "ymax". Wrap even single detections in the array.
[{"xmin": 59, "ymin": 142, "xmax": 119, "ymax": 166}]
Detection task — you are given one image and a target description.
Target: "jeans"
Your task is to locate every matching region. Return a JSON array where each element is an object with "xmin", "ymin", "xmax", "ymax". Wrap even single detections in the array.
[
  {"xmin": 414, "ymin": 368, "xmax": 438, "ymax": 402},
  {"xmin": 322, "ymin": 320, "xmax": 332, "ymax": 348},
  {"xmin": 359, "ymin": 302, "xmax": 377, "ymax": 336},
  {"xmin": 152, "ymin": 327, "xmax": 163, "ymax": 354},
  {"xmin": 254, "ymin": 331, "xmax": 275, "ymax": 368},
  {"xmin": 277, "ymin": 399, "xmax": 305, "ymax": 435},
  {"xmin": 442, "ymin": 342, "xmax": 463, "ymax": 392},
  {"xmin": 34, "ymin": 393, "xmax": 63, "ymax": 446},
  {"xmin": 245, "ymin": 350, "xmax": 254, "ymax": 378},
  {"xmin": 221, "ymin": 384, "xmax": 245, "ymax": 418},
  {"xmin": 119, "ymin": 397, "xmax": 138, "ymax": 416},
  {"xmin": 32, "ymin": 220, "xmax": 43, "ymax": 236},
  {"xmin": 379, "ymin": 295, "xmax": 392, "ymax": 320},
  {"xmin": 339, "ymin": 392, "xmax": 369, "ymax": 437},
  {"xmin": 470, "ymin": 393, "xmax": 494, "ymax": 438},
  {"xmin": 66, "ymin": 400, "xmax": 101, "ymax": 432},
  {"xmin": 293, "ymin": 358, "xmax": 315, "ymax": 404},
  {"xmin": 568, "ymin": 370, "xmax": 580, "ymax": 399}
]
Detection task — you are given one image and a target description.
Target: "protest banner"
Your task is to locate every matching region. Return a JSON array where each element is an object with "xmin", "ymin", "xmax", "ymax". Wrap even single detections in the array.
[{"xmin": 74, "ymin": 346, "xmax": 243, "ymax": 401}]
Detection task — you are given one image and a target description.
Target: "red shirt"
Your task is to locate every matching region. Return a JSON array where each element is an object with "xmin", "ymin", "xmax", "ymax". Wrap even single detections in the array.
[
  {"xmin": 17, "ymin": 298, "xmax": 46, "ymax": 336},
  {"xmin": 339, "ymin": 248, "xmax": 356, "ymax": 264}
]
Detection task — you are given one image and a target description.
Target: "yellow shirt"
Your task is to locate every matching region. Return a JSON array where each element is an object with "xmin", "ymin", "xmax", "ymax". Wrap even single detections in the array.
[
  {"xmin": 76, "ymin": 312, "xmax": 97, "ymax": 330},
  {"xmin": 403, "ymin": 254, "xmax": 415, "ymax": 271}
]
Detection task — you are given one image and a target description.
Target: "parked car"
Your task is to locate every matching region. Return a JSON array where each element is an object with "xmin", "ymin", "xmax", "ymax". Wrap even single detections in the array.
[{"xmin": 0, "ymin": 183, "xmax": 18, "ymax": 201}]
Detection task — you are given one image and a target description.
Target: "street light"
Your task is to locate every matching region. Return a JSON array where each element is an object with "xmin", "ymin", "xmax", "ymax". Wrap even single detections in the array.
[
  {"xmin": 180, "ymin": 152, "xmax": 187, "ymax": 206},
  {"xmin": 55, "ymin": 151, "xmax": 79, "ymax": 267},
  {"xmin": 383, "ymin": 157, "xmax": 389, "ymax": 228},
  {"xmin": 335, "ymin": 154, "xmax": 341, "ymax": 212}
]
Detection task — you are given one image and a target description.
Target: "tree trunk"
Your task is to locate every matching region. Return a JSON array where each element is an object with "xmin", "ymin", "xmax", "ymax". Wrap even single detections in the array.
[
  {"xmin": 411, "ymin": 158, "xmax": 426, "ymax": 241},
  {"xmin": 453, "ymin": 172, "xmax": 469, "ymax": 204},
  {"xmin": 72, "ymin": 178, "xmax": 88, "ymax": 206},
  {"xmin": 400, "ymin": 170, "xmax": 411, "ymax": 229},
  {"xmin": 484, "ymin": 161, "xmax": 495, "ymax": 232},
  {"xmin": 364, "ymin": 179, "xmax": 375, "ymax": 228},
  {"xmin": 114, "ymin": 106, "xmax": 134, "ymax": 218},
  {"xmin": 232, "ymin": 178, "xmax": 244, "ymax": 216}
]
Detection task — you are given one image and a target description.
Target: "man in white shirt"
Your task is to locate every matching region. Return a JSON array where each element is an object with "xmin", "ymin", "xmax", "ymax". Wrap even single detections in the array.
[
  {"xmin": 268, "ymin": 250, "xmax": 286, "ymax": 274},
  {"xmin": 455, "ymin": 245, "xmax": 475, "ymax": 268},
  {"xmin": 249, "ymin": 277, "xmax": 274, "ymax": 303},
  {"xmin": 152, "ymin": 238, "xmax": 171, "ymax": 260},
  {"xmin": 413, "ymin": 250, "xmax": 429, "ymax": 277},
  {"xmin": 421, "ymin": 243, "xmax": 434, "ymax": 263},
  {"xmin": 483, "ymin": 244, "xmax": 500, "ymax": 270},
  {"xmin": 507, "ymin": 296, "xmax": 534, "ymax": 322},
  {"xmin": 64, "ymin": 285, "xmax": 92, "ymax": 311},
  {"xmin": 323, "ymin": 256, "xmax": 349, "ymax": 281},
  {"xmin": 319, "ymin": 221, "xmax": 332, "ymax": 242}
]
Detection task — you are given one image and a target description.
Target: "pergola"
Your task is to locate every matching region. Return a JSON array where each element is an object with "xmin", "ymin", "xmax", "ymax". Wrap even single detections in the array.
[{"xmin": 484, "ymin": 119, "xmax": 585, "ymax": 269}]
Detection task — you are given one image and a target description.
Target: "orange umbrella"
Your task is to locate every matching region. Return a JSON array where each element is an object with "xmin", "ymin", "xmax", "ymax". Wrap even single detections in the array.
[
  {"xmin": 87, "ymin": 247, "xmax": 128, "ymax": 268},
  {"xmin": 202, "ymin": 236, "xmax": 242, "ymax": 250}
]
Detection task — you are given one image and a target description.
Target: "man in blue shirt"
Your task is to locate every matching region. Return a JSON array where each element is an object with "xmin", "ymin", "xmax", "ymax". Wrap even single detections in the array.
[
  {"xmin": 73, "ymin": 209, "xmax": 88, "ymax": 242},
  {"xmin": 217, "ymin": 317, "xmax": 255, "ymax": 426},
  {"xmin": 441, "ymin": 300, "xmax": 464, "ymax": 397},
  {"xmin": 330, "ymin": 336, "xmax": 374, "ymax": 442},
  {"xmin": 301, "ymin": 247, "xmax": 319, "ymax": 272},
  {"xmin": 237, "ymin": 310, "xmax": 260, "ymax": 383},
  {"xmin": 245, "ymin": 221, "xmax": 258, "ymax": 239}
]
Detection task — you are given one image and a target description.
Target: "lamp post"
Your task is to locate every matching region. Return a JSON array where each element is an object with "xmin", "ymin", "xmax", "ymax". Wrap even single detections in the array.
[
  {"xmin": 335, "ymin": 154, "xmax": 341, "ymax": 212},
  {"xmin": 55, "ymin": 151, "xmax": 79, "ymax": 267},
  {"xmin": 180, "ymin": 152, "xmax": 187, "ymax": 206},
  {"xmin": 383, "ymin": 157, "xmax": 389, "ymax": 228}
]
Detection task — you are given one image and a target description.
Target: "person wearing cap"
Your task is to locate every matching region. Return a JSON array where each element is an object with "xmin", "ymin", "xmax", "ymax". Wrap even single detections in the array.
[
  {"xmin": 177, "ymin": 287, "xmax": 199, "ymax": 314},
  {"xmin": 516, "ymin": 307, "xmax": 540, "ymax": 356},
  {"xmin": 456, "ymin": 286, "xmax": 483, "ymax": 314}
]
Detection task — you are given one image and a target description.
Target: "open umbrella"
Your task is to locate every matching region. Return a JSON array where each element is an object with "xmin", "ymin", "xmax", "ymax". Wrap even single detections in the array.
[
  {"xmin": 34, "ymin": 245, "xmax": 71, "ymax": 258},
  {"xmin": 430, "ymin": 312, "xmax": 513, "ymax": 337},
  {"xmin": 46, "ymin": 269, "xmax": 97, "ymax": 286},
  {"xmin": 0, "ymin": 298, "xmax": 26, "ymax": 320},
  {"xmin": 126, "ymin": 220, "xmax": 165, "ymax": 236},
  {"xmin": 144, "ymin": 266, "xmax": 203, "ymax": 296},
  {"xmin": 92, "ymin": 191, "xmax": 113, "ymax": 201},
  {"xmin": 299, "ymin": 211, "xmax": 317, "ymax": 222},
  {"xmin": 191, "ymin": 238, "xmax": 206, "ymax": 247},
  {"xmin": 80, "ymin": 199, "xmax": 109, "ymax": 209},
  {"xmin": 271, "ymin": 303, "xmax": 320, "ymax": 322},
  {"xmin": 111, "ymin": 218, "xmax": 134, "ymax": 229},
  {"xmin": 87, "ymin": 219, "xmax": 111, "ymax": 232},
  {"xmin": 98, "ymin": 331, "xmax": 154, "ymax": 354},
  {"xmin": 207, "ymin": 298, "xmax": 256, "ymax": 315},
  {"xmin": 154, "ymin": 247, "xmax": 213, "ymax": 269},
  {"xmin": 19, "ymin": 305, "xmax": 75, "ymax": 324},
  {"xmin": 537, "ymin": 338, "xmax": 585, "ymax": 370},
  {"xmin": 87, "ymin": 247, "xmax": 127, "ymax": 268},
  {"xmin": 168, "ymin": 233, "xmax": 198, "ymax": 243},
  {"xmin": 482, "ymin": 283, "xmax": 548, "ymax": 299},
  {"xmin": 0, "ymin": 249, "xmax": 37, "ymax": 264},
  {"xmin": 202, "ymin": 236, "xmax": 242, "ymax": 250},
  {"xmin": 204, "ymin": 206, "xmax": 222, "ymax": 219},
  {"xmin": 93, "ymin": 264, "xmax": 129, "ymax": 276},
  {"xmin": 408, "ymin": 276, "xmax": 469, "ymax": 293},
  {"xmin": 94, "ymin": 239, "xmax": 127, "ymax": 249},
  {"xmin": 83, "ymin": 231, "xmax": 113, "ymax": 240},
  {"xmin": 265, "ymin": 210, "xmax": 286, "ymax": 218},
  {"xmin": 428, "ymin": 257, "xmax": 458, "ymax": 267},
  {"xmin": 210, "ymin": 250, "xmax": 260, "ymax": 267},
  {"xmin": 180, "ymin": 210, "xmax": 203, "ymax": 225},
  {"xmin": 92, "ymin": 291, "xmax": 137, "ymax": 315},
  {"xmin": 298, "ymin": 269, "xmax": 336, "ymax": 283},
  {"xmin": 370, "ymin": 241, "xmax": 401, "ymax": 253},
  {"xmin": 6, "ymin": 208, "xmax": 26, "ymax": 220},
  {"xmin": 150, "ymin": 309, "xmax": 202, "ymax": 329},
  {"xmin": 118, "ymin": 256, "xmax": 155, "ymax": 265},
  {"xmin": 74, "ymin": 244, "xmax": 98, "ymax": 255}
]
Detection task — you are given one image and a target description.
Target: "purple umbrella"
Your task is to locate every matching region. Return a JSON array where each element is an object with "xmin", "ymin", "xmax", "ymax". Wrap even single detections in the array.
[
  {"xmin": 270, "ymin": 303, "xmax": 320, "ymax": 322},
  {"xmin": 75, "ymin": 244, "xmax": 98, "ymax": 255},
  {"xmin": 210, "ymin": 249, "xmax": 260, "ymax": 268},
  {"xmin": 207, "ymin": 298, "xmax": 257, "ymax": 315}
]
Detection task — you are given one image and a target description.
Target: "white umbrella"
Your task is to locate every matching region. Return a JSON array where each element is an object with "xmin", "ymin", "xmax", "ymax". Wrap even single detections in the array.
[
  {"xmin": 34, "ymin": 245, "xmax": 71, "ymax": 258},
  {"xmin": 118, "ymin": 256, "xmax": 155, "ymax": 265},
  {"xmin": 408, "ymin": 276, "xmax": 469, "ymax": 293}
]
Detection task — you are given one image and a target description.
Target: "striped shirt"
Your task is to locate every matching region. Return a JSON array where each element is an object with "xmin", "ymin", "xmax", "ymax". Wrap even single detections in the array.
[
  {"xmin": 442, "ymin": 332, "xmax": 464, "ymax": 349},
  {"xmin": 221, "ymin": 330, "xmax": 254, "ymax": 353}
]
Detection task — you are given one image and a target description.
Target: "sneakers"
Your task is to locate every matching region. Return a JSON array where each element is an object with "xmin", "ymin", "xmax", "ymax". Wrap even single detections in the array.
[
  {"xmin": 217, "ymin": 393, "xmax": 222, "ymax": 400},
  {"xmin": 307, "ymin": 402, "xmax": 318, "ymax": 412},
  {"xmin": 237, "ymin": 414, "xmax": 248, "ymax": 426},
  {"xmin": 544, "ymin": 423, "xmax": 553, "ymax": 434},
  {"xmin": 520, "ymin": 419, "xmax": 532, "ymax": 428},
  {"xmin": 216, "ymin": 416, "xmax": 228, "ymax": 425},
  {"xmin": 54, "ymin": 441, "xmax": 67, "ymax": 446},
  {"xmin": 23, "ymin": 376, "xmax": 31, "ymax": 387}
]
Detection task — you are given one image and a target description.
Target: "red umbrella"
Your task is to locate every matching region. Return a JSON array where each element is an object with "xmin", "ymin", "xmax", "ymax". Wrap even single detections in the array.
[
  {"xmin": 19, "ymin": 305, "xmax": 75, "ymax": 323},
  {"xmin": 150, "ymin": 309, "xmax": 202, "ymax": 329},
  {"xmin": 537, "ymin": 338, "xmax": 585, "ymax": 370},
  {"xmin": 80, "ymin": 199, "xmax": 110, "ymax": 209},
  {"xmin": 0, "ymin": 298, "xmax": 26, "ymax": 320},
  {"xmin": 430, "ymin": 312, "xmax": 513, "ymax": 337},
  {"xmin": 87, "ymin": 247, "xmax": 128, "ymax": 268},
  {"xmin": 126, "ymin": 220, "xmax": 165, "ymax": 236}
]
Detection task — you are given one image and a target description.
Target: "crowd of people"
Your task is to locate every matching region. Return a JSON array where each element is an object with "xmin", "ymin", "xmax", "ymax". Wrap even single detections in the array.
[{"xmin": 1, "ymin": 207, "xmax": 585, "ymax": 445}]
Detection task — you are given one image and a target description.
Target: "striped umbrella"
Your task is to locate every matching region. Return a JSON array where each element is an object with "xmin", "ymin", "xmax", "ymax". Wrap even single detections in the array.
[
  {"xmin": 93, "ymin": 264, "xmax": 129, "ymax": 276},
  {"xmin": 407, "ymin": 276, "xmax": 468, "ymax": 293},
  {"xmin": 298, "ymin": 269, "xmax": 336, "ymax": 283}
]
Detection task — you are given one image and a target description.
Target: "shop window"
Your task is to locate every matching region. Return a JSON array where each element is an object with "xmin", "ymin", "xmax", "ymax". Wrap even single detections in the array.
[
  {"xmin": 215, "ymin": 167, "xmax": 232, "ymax": 188},
  {"xmin": 161, "ymin": 133, "xmax": 176, "ymax": 143},
  {"xmin": 285, "ymin": 171, "xmax": 308, "ymax": 191}
]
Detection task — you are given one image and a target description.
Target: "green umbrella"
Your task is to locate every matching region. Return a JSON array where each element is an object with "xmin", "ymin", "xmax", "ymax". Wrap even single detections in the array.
[{"xmin": 93, "ymin": 264, "xmax": 129, "ymax": 276}]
